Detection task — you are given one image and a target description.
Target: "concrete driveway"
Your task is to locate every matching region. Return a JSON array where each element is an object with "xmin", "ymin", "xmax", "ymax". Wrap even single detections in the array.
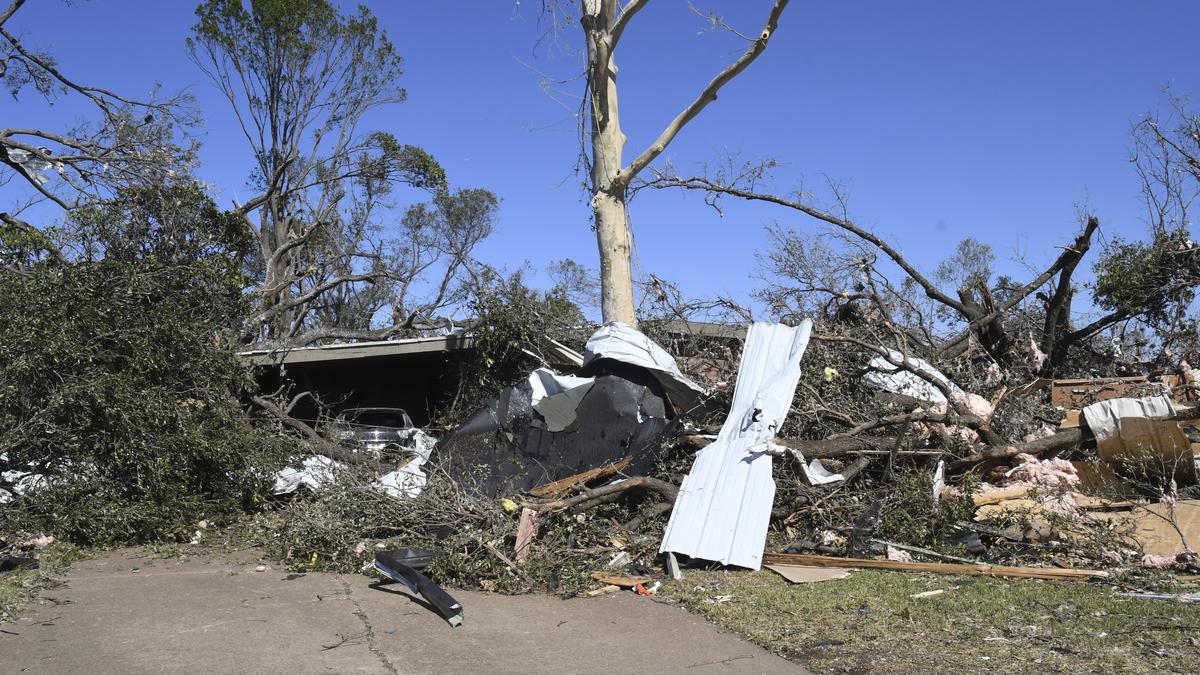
[{"xmin": 2, "ymin": 549, "xmax": 803, "ymax": 674}]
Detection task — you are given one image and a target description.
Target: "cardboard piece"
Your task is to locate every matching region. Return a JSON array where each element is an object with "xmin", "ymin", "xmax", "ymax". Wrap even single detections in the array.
[
  {"xmin": 1071, "ymin": 460, "xmax": 1136, "ymax": 497},
  {"xmin": 1082, "ymin": 396, "xmax": 1197, "ymax": 485},
  {"xmin": 1127, "ymin": 500, "xmax": 1200, "ymax": 557}
]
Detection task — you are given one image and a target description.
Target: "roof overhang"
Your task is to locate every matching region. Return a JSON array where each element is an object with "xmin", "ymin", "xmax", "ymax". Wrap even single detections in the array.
[{"xmin": 239, "ymin": 334, "xmax": 474, "ymax": 367}]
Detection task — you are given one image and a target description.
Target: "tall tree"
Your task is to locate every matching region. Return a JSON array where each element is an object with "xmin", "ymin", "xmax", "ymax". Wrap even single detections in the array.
[
  {"xmin": 190, "ymin": 0, "xmax": 495, "ymax": 346},
  {"xmin": 540, "ymin": 0, "xmax": 790, "ymax": 325}
]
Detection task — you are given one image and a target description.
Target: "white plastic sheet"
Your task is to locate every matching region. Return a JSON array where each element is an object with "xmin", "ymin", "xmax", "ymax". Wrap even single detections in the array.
[
  {"xmin": 272, "ymin": 455, "xmax": 341, "ymax": 495},
  {"xmin": 527, "ymin": 368, "xmax": 595, "ymax": 432},
  {"xmin": 861, "ymin": 349, "xmax": 962, "ymax": 404},
  {"xmin": 373, "ymin": 429, "xmax": 437, "ymax": 498},
  {"xmin": 660, "ymin": 320, "xmax": 814, "ymax": 569}
]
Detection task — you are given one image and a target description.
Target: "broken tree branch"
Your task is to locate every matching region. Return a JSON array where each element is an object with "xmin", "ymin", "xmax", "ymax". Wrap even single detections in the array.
[
  {"xmin": 529, "ymin": 456, "xmax": 633, "ymax": 497},
  {"xmin": 949, "ymin": 427, "xmax": 1085, "ymax": 471},
  {"xmin": 613, "ymin": 0, "xmax": 790, "ymax": 189},
  {"xmin": 524, "ymin": 475, "xmax": 678, "ymax": 514},
  {"xmin": 250, "ymin": 394, "xmax": 369, "ymax": 465}
]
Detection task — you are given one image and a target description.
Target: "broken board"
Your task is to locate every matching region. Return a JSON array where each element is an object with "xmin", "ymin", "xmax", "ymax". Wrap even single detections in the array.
[{"xmin": 765, "ymin": 564, "xmax": 852, "ymax": 584}]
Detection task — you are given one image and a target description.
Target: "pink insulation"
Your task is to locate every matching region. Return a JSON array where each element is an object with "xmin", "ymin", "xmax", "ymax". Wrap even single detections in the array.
[{"xmin": 1005, "ymin": 453, "xmax": 1079, "ymax": 487}]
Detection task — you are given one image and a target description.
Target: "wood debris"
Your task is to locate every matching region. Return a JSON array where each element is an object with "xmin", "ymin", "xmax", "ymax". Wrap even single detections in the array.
[
  {"xmin": 762, "ymin": 553, "xmax": 1107, "ymax": 581},
  {"xmin": 590, "ymin": 571, "xmax": 651, "ymax": 587}
]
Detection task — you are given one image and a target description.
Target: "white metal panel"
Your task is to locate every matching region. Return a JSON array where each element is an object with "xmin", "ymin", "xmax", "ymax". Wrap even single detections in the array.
[
  {"xmin": 659, "ymin": 320, "xmax": 813, "ymax": 569},
  {"xmin": 583, "ymin": 322, "xmax": 706, "ymax": 412}
]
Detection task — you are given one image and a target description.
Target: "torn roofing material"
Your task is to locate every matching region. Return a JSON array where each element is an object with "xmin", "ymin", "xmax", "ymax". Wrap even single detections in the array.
[
  {"xmin": 528, "ymin": 368, "xmax": 595, "ymax": 433},
  {"xmin": 437, "ymin": 323, "xmax": 698, "ymax": 496},
  {"xmin": 660, "ymin": 320, "xmax": 814, "ymax": 570},
  {"xmin": 1081, "ymin": 395, "xmax": 1195, "ymax": 483},
  {"xmin": 583, "ymin": 322, "xmax": 706, "ymax": 413},
  {"xmin": 374, "ymin": 549, "xmax": 464, "ymax": 627},
  {"xmin": 436, "ymin": 372, "xmax": 675, "ymax": 497}
]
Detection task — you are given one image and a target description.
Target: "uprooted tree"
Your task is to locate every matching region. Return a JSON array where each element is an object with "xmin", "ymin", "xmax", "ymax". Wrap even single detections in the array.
[
  {"xmin": 190, "ymin": 0, "xmax": 498, "ymax": 348},
  {"xmin": 535, "ymin": 0, "xmax": 791, "ymax": 325}
]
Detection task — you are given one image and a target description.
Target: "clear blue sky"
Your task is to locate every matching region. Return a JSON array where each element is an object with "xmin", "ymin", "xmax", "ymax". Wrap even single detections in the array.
[{"xmin": 7, "ymin": 1, "xmax": 1200, "ymax": 314}]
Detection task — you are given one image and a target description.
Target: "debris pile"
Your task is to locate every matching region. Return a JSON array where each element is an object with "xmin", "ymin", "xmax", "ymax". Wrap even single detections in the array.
[{"xmin": 252, "ymin": 316, "xmax": 1200, "ymax": 624}]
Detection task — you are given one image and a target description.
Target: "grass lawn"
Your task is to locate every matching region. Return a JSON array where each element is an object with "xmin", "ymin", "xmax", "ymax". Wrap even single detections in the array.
[{"xmin": 663, "ymin": 568, "xmax": 1200, "ymax": 674}]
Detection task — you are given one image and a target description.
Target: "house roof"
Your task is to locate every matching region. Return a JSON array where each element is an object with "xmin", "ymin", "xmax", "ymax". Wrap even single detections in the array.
[{"xmin": 238, "ymin": 334, "xmax": 473, "ymax": 366}]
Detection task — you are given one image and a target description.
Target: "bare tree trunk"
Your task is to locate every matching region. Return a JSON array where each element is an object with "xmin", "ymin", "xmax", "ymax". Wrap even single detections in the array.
[
  {"xmin": 593, "ymin": 193, "xmax": 637, "ymax": 325},
  {"xmin": 585, "ymin": 0, "xmax": 637, "ymax": 325},
  {"xmin": 578, "ymin": 0, "xmax": 790, "ymax": 326}
]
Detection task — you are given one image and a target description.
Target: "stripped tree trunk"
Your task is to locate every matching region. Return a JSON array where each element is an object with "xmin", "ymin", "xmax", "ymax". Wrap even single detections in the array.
[
  {"xmin": 584, "ymin": 0, "xmax": 637, "ymax": 325},
  {"xmin": 578, "ymin": 0, "xmax": 791, "ymax": 326}
]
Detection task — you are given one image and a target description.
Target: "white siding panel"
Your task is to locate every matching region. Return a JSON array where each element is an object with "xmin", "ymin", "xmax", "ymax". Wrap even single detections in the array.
[{"xmin": 659, "ymin": 320, "xmax": 813, "ymax": 569}]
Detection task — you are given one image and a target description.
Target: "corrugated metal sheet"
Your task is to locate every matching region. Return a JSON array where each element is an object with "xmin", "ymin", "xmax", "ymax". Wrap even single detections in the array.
[
  {"xmin": 583, "ymin": 322, "xmax": 707, "ymax": 412},
  {"xmin": 659, "ymin": 320, "xmax": 813, "ymax": 569}
]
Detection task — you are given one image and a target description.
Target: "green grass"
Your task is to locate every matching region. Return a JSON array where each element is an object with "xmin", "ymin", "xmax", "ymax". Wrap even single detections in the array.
[{"xmin": 663, "ymin": 568, "xmax": 1200, "ymax": 674}]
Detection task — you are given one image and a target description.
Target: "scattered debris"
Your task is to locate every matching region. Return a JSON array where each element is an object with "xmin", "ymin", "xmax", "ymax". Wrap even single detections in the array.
[
  {"xmin": 635, "ymin": 581, "xmax": 660, "ymax": 596},
  {"xmin": 374, "ymin": 549, "xmax": 464, "ymax": 627},
  {"xmin": 762, "ymin": 553, "xmax": 1108, "ymax": 581},
  {"xmin": 249, "ymin": 315, "xmax": 1200, "ymax": 607}
]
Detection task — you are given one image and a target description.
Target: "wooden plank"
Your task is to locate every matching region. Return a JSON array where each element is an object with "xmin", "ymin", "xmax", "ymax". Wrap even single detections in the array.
[
  {"xmin": 590, "ymin": 572, "xmax": 651, "ymax": 587},
  {"xmin": 973, "ymin": 485, "xmax": 1034, "ymax": 506},
  {"xmin": 1050, "ymin": 376, "xmax": 1153, "ymax": 408},
  {"xmin": 528, "ymin": 456, "xmax": 633, "ymax": 497},
  {"xmin": 762, "ymin": 553, "xmax": 1107, "ymax": 581},
  {"xmin": 514, "ymin": 507, "xmax": 539, "ymax": 564},
  {"xmin": 585, "ymin": 584, "xmax": 622, "ymax": 597}
]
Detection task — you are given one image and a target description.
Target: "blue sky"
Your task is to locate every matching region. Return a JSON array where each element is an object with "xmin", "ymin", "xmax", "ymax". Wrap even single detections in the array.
[{"xmin": 6, "ymin": 1, "xmax": 1200, "ymax": 315}]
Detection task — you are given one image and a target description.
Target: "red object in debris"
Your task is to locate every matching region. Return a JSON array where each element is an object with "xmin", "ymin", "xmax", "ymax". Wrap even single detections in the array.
[{"xmin": 634, "ymin": 582, "xmax": 659, "ymax": 596}]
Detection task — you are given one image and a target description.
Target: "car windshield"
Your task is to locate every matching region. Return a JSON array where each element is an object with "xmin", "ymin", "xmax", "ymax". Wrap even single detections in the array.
[{"xmin": 344, "ymin": 409, "xmax": 410, "ymax": 428}]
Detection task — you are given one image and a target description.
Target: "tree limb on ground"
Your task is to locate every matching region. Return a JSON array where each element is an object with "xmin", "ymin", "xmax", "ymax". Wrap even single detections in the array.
[
  {"xmin": 524, "ymin": 476, "xmax": 678, "ymax": 514},
  {"xmin": 250, "ymin": 394, "xmax": 370, "ymax": 465}
]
